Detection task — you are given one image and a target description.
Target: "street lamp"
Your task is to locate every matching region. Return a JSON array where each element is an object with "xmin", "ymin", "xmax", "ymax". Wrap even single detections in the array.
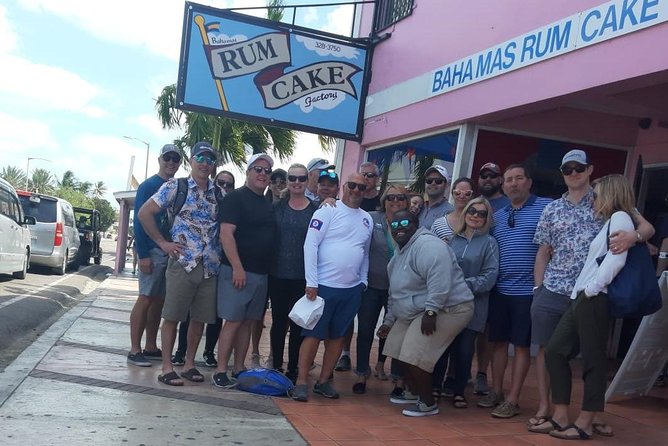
[
  {"xmin": 25, "ymin": 157, "xmax": 51, "ymax": 191},
  {"xmin": 123, "ymin": 135, "xmax": 150, "ymax": 180}
]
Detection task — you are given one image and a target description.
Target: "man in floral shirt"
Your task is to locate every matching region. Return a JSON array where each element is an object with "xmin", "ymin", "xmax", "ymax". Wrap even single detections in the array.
[{"xmin": 138, "ymin": 141, "xmax": 221, "ymax": 387}]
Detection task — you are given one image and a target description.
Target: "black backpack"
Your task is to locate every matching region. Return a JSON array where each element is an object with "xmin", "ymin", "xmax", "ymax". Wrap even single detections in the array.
[{"xmin": 167, "ymin": 178, "xmax": 224, "ymax": 230}]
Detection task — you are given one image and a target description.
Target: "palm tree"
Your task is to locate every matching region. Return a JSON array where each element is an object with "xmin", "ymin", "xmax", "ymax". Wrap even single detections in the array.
[
  {"xmin": 1, "ymin": 166, "xmax": 27, "ymax": 190},
  {"xmin": 91, "ymin": 181, "xmax": 107, "ymax": 200},
  {"xmin": 57, "ymin": 170, "xmax": 79, "ymax": 189},
  {"xmin": 30, "ymin": 168, "xmax": 56, "ymax": 194}
]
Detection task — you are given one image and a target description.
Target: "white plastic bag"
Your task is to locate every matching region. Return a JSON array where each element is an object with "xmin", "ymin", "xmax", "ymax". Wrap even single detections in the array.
[{"xmin": 289, "ymin": 295, "xmax": 325, "ymax": 330}]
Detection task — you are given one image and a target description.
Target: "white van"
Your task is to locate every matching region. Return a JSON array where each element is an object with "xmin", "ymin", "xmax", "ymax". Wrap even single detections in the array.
[{"xmin": 0, "ymin": 177, "xmax": 35, "ymax": 279}]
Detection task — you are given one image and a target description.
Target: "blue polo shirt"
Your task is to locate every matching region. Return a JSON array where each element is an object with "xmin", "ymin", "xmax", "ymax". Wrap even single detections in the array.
[
  {"xmin": 133, "ymin": 174, "xmax": 168, "ymax": 259},
  {"xmin": 492, "ymin": 194, "xmax": 552, "ymax": 296}
]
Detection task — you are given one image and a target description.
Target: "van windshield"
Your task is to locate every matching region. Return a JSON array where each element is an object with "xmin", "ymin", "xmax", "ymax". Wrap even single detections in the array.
[{"xmin": 19, "ymin": 195, "xmax": 57, "ymax": 223}]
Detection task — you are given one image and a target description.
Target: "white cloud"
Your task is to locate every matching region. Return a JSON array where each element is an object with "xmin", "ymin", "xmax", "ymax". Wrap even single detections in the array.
[
  {"xmin": 296, "ymin": 35, "xmax": 360, "ymax": 59},
  {"xmin": 302, "ymin": 7, "xmax": 319, "ymax": 25},
  {"xmin": 0, "ymin": 5, "xmax": 18, "ymax": 53},
  {"xmin": 320, "ymin": 5, "xmax": 354, "ymax": 37},
  {"xmin": 0, "ymin": 112, "xmax": 58, "ymax": 157},
  {"xmin": 294, "ymin": 90, "xmax": 346, "ymax": 113}
]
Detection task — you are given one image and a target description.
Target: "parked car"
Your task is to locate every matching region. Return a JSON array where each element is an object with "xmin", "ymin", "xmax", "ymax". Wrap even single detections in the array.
[
  {"xmin": 0, "ymin": 178, "xmax": 35, "ymax": 279},
  {"xmin": 17, "ymin": 191, "xmax": 80, "ymax": 275},
  {"xmin": 74, "ymin": 207, "xmax": 102, "ymax": 265}
]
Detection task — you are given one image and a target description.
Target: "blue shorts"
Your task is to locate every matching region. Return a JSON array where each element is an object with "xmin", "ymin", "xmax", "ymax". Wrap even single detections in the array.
[
  {"xmin": 487, "ymin": 289, "xmax": 532, "ymax": 347},
  {"xmin": 301, "ymin": 284, "xmax": 363, "ymax": 340}
]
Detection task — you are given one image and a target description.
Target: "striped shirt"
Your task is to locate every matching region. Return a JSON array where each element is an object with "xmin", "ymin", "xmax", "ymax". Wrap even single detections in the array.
[{"xmin": 492, "ymin": 194, "xmax": 552, "ymax": 296}]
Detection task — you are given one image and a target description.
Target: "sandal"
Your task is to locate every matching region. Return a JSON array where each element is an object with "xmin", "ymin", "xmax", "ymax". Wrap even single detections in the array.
[
  {"xmin": 549, "ymin": 423, "xmax": 592, "ymax": 440},
  {"xmin": 528, "ymin": 417, "xmax": 565, "ymax": 434},
  {"xmin": 181, "ymin": 367, "xmax": 204, "ymax": 383},
  {"xmin": 453, "ymin": 394, "xmax": 468, "ymax": 409},
  {"xmin": 527, "ymin": 415, "xmax": 551, "ymax": 427},
  {"xmin": 374, "ymin": 363, "xmax": 389, "ymax": 381},
  {"xmin": 158, "ymin": 370, "xmax": 184, "ymax": 386},
  {"xmin": 592, "ymin": 422, "xmax": 614, "ymax": 437}
]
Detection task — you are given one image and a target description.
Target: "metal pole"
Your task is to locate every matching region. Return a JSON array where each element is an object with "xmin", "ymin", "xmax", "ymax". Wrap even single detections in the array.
[
  {"xmin": 144, "ymin": 142, "xmax": 150, "ymax": 181},
  {"xmin": 25, "ymin": 158, "xmax": 30, "ymax": 191}
]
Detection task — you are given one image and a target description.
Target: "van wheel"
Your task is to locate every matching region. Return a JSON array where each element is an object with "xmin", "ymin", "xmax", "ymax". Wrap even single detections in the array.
[
  {"xmin": 54, "ymin": 251, "xmax": 67, "ymax": 275},
  {"xmin": 13, "ymin": 249, "xmax": 29, "ymax": 279}
]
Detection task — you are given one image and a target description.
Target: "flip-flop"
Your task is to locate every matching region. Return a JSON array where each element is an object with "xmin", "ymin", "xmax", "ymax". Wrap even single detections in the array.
[
  {"xmin": 592, "ymin": 422, "xmax": 614, "ymax": 437},
  {"xmin": 158, "ymin": 371, "xmax": 184, "ymax": 386},
  {"xmin": 181, "ymin": 367, "xmax": 204, "ymax": 383},
  {"xmin": 528, "ymin": 417, "xmax": 564, "ymax": 434},
  {"xmin": 527, "ymin": 415, "xmax": 551, "ymax": 427},
  {"xmin": 549, "ymin": 423, "xmax": 592, "ymax": 440}
]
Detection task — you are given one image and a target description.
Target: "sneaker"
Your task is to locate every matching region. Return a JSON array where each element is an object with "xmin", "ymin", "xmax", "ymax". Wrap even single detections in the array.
[
  {"xmin": 171, "ymin": 351, "xmax": 185, "ymax": 366},
  {"xmin": 391, "ymin": 386, "xmax": 404, "ymax": 399},
  {"xmin": 390, "ymin": 389, "xmax": 419, "ymax": 404},
  {"xmin": 203, "ymin": 351, "xmax": 218, "ymax": 367},
  {"xmin": 212, "ymin": 372, "xmax": 237, "ymax": 389},
  {"xmin": 264, "ymin": 356, "xmax": 274, "ymax": 369},
  {"xmin": 127, "ymin": 351, "xmax": 151, "ymax": 367},
  {"xmin": 474, "ymin": 372, "xmax": 490, "ymax": 395},
  {"xmin": 402, "ymin": 400, "xmax": 440, "ymax": 417},
  {"xmin": 477, "ymin": 390, "xmax": 504, "ymax": 408},
  {"xmin": 142, "ymin": 349, "xmax": 162, "ymax": 361},
  {"xmin": 251, "ymin": 352, "xmax": 261, "ymax": 369},
  {"xmin": 313, "ymin": 381, "xmax": 340, "ymax": 399},
  {"xmin": 491, "ymin": 400, "xmax": 521, "ymax": 418},
  {"xmin": 334, "ymin": 354, "xmax": 351, "ymax": 371},
  {"xmin": 288, "ymin": 384, "xmax": 309, "ymax": 402}
]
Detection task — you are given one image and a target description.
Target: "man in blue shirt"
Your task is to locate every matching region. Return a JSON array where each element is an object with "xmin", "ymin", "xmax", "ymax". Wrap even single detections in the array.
[
  {"xmin": 418, "ymin": 165, "xmax": 454, "ymax": 229},
  {"xmin": 127, "ymin": 144, "xmax": 180, "ymax": 367}
]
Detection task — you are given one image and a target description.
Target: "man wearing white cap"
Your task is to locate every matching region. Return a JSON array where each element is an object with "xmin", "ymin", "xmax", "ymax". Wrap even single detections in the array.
[
  {"xmin": 419, "ymin": 165, "xmax": 454, "ymax": 229},
  {"xmin": 306, "ymin": 158, "xmax": 335, "ymax": 201},
  {"xmin": 213, "ymin": 153, "xmax": 276, "ymax": 388}
]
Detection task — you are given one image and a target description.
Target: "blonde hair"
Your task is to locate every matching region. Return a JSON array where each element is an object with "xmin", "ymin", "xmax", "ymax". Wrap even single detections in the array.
[
  {"xmin": 594, "ymin": 174, "xmax": 636, "ymax": 220},
  {"xmin": 455, "ymin": 197, "xmax": 494, "ymax": 235},
  {"xmin": 379, "ymin": 184, "xmax": 408, "ymax": 212}
]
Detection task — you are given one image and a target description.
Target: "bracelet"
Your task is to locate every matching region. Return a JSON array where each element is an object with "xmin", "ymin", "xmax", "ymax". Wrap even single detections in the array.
[{"xmin": 660, "ymin": 252, "xmax": 668, "ymax": 259}]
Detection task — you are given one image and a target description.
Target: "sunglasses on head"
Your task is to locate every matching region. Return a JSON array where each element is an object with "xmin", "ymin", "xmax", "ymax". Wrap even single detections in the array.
[
  {"xmin": 250, "ymin": 165, "xmax": 272, "ymax": 175},
  {"xmin": 425, "ymin": 177, "xmax": 445, "ymax": 185},
  {"xmin": 319, "ymin": 170, "xmax": 337, "ymax": 179},
  {"xmin": 162, "ymin": 153, "xmax": 181, "ymax": 163},
  {"xmin": 362, "ymin": 172, "xmax": 378, "ymax": 178},
  {"xmin": 386, "ymin": 194, "xmax": 406, "ymax": 202},
  {"xmin": 453, "ymin": 189, "xmax": 473, "ymax": 198},
  {"xmin": 217, "ymin": 179, "xmax": 234, "ymax": 189},
  {"xmin": 346, "ymin": 181, "xmax": 367, "ymax": 191},
  {"xmin": 560, "ymin": 164, "xmax": 587, "ymax": 176},
  {"xmin": 480, "ymin": 173, "xmax": 499, "ymax": 180},
  {"xmin": 390, "ymin": 219, "xmax": 410, "ymax": 230},
  {"xmin": 288, "ymin": 175, "xmax": 308, "ymax": 183},
  {"xmin": 193, "ymin": 154, "xmax": 215, "ymax": 165},
  {"xmin": 467, "ymin": 207, "xmax": 489, "ymax": 218}
]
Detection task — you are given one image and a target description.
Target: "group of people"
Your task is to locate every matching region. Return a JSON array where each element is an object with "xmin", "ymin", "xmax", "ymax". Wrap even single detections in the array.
[{"xmin": 126, "ymin": 141, "xmax": 656, "ymax": 438}]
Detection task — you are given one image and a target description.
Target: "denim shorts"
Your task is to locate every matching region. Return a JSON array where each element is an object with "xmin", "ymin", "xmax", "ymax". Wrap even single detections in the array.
[
  {"xmin": 487, "ymin": 289, "xmax": 532, "ymax": 347},
  {"xmin": 301, "ymin": 284, "xmax": 363, "ymax": 340}
]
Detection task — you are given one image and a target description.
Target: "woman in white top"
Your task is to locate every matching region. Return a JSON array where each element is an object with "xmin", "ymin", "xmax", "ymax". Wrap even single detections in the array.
[
  {"xmin": 431, "ymin": 177, "xmax": 475, "ymax": 242},
  {"xmin": 543, "ymin": 174, "xmax": 635, "ymax": 440}
]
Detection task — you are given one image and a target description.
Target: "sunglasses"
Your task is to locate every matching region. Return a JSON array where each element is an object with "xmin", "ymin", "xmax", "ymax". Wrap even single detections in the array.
[
  {"xmin": 386, "ymin": 194, "xmax": 406, "ymax": 202},
  {"xmin": 193, "ymin": 154, "xmax": 215, "ymax": 165},
  {"xmin": 480, "ymin": 173, "xmax": 499, "ymax": 180},
  {"xmin": 162, "ymin": 153, "xmax": 181, "ymax": 163},
  {"xmin": 362, "ymin": 172, "xmax": 378, "ymax": 178},
  {"xmin": 288, "ymin": 175, "xmax": 308, "ymax": 183},
  {"xmin": 217, "ymin": 180, "xmax": 234, "ymax": 189},
  {"xmin": 561, "ymin": 164, "xmax": 587, "ymax": 176},
  {"xmin": 390, "ymin": 219, "xmax": 410, "ymax": 230},
  {"xmin": 467, "ymin": 207, "xmax": 489, "ymax": 218},
  {"xmin": 508, "ymin": 208, "xmax": 518, "ymax": 228},
  {"xmin": 271, "ymin": 178, "xmax": 286, "ymax": 185},
  {"xmin": 250, "ymin": 165, "xmax": 272, "ymax": 175},
  {"xmin": 453, "ymin": 189, "xmax": 474, "ymax": 198},
  {"xmin": 425, "ymin": 177, "xmax": 445, "ymax": 185},
  {"xmin": 319, "ymin": 170, "xmax": 337, "ymax": 179},
  {"xmin": 346, "ymin": 181, "xmax": 367, "ymax": 191}
]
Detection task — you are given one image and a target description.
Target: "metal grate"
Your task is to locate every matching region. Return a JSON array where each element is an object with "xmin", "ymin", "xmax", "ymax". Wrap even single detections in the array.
[{"xmin": 374, "ymin": 0, "xmax": 414, "ymax": 32}]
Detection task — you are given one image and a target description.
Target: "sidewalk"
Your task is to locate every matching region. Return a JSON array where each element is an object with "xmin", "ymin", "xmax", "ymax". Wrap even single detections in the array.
[{"xmin": 1, "ymin": 272, "xmax": 666, "ymax": 445}]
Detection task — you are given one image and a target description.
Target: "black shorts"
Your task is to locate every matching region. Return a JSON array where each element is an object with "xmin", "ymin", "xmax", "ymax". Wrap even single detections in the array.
[{"xmin": 487, "ymin": 289, "xmax": 532, "ymax": 347}]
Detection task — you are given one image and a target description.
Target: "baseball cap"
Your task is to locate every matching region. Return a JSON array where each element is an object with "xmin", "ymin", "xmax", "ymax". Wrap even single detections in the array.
[
  {"xmin": 191, "ymin": 141, "xmax": 217, "ymax": 160},
  {"xmin": 425, "ymin": 165, "xmax": 450, "ymax": 182},
  {"xmin": 480, "ymin": 162, "xmax": 501, "ymax": 175},
  {"xmin": 160, "ymin": 144, "xmax": 179, "ymax": 156},
  {"xmin": 270, "ymin": 168, "xmax": 287, "ymax": 180},
  {"xmin": 247, "ymin": 153, "xmax": 274, "ymax": 169},
  {"xmin": 307, "ymin": 158, "xmax": 335, "ymax": 172},
  {"xmin": 560, "ymin": 149, "xmax": 588, "ymax": 167},
  {"xmin": 318, "ymin": 170, "xmax": 339, "ymax": 184}
]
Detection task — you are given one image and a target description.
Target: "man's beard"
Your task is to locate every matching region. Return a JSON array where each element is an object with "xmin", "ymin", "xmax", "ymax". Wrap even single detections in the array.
[{"xmin": 480, "ymin": 184, "xmax": 500, "ymax": 198}]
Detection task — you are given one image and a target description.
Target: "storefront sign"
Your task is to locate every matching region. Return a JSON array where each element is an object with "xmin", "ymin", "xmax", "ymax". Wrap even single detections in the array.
[
  {"xmin": 430, "ymin": 0, "xmax": 668, "ymax": 97},
  {"xmin": 177, "ymin": 2, "xmax": 370, "ymax": 141}
]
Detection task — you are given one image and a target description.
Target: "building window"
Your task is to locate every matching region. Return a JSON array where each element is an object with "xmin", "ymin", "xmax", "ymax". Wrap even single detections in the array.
[{"xmin": 374, "ymin": 0, "xmax": 414, "ymax": 32}]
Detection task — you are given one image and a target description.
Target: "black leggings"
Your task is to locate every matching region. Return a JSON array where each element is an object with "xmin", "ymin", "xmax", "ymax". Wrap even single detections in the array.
[
  {"xmin": 176, "ymin": 315, "xmax": 222, "ymax": 354},
  {"xmin": 269, "ymin": 276, "xmax": 305, "ymax": 373}
]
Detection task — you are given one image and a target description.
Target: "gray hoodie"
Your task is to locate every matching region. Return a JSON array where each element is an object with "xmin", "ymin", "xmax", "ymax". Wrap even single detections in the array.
[
  {"xmin": 384, "ymin": 227, "xmax": 474, "ymax": 326},
  {"xmin": 449, "ymin": 231, "xmax": 499, "ymax": 332}
]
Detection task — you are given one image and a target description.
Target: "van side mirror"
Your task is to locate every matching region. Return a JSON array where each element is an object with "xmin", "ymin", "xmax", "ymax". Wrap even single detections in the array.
[{"xmin": 24, "ymin": 216, "xmax": 36, "ymax": 225}]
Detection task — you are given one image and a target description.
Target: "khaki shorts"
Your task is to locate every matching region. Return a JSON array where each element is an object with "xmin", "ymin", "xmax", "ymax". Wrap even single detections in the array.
[
  {"xmin": 162, "ymin": 259, "xmax": 217, "ymax": 324},
  {"xmin": 383, "ymin": 301, "xmax": 473, "ymax": 373}
]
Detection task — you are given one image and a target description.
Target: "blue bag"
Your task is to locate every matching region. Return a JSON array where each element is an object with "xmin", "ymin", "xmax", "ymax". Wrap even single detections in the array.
[
  {"xmin": 596, "ymin": 220, "xmax": 662, "ymax": 319},
  {"xmin": 235, "ymin": 368, "xmax": 295, "ymax": 397}
]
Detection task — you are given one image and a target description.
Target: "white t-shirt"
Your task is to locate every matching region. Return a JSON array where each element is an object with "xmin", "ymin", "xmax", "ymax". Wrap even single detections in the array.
[{"xmin": 304, "ymin": 200, "xmax": 373, "ymax": 288}]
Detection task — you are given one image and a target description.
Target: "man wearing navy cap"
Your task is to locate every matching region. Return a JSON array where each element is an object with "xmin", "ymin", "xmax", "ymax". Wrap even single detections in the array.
[{"xmin": 306, "ymin": 158, "xmax": 335, "ymax": 201}]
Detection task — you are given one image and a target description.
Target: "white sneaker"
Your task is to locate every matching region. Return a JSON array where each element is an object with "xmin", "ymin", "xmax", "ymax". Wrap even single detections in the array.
[
  {"xmin": 402, "ymin": 401, "xmax": 439, "ymax": 417},
  {"xmin": 264, "ymin": 356, "xmax": 273, "ymax": 369},
  {"xmin": 251, "ymin": 352, "xmax": 261, "ymax": 369},
  {"xmin": 390, "ymin": 390, "xmax": 419, "ymax": 404}
]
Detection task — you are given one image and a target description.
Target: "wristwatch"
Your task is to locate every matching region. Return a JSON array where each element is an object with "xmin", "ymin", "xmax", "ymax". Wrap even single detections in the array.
[{"xmin": 425, "ymin": 310, "xmax": 437, "ymax": 317}]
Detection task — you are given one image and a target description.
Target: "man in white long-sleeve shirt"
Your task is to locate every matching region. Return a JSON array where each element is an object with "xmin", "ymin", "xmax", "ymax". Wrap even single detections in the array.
[{"xmin": 289, "ymin": 173, "xmax": 373, "ymax": 402}]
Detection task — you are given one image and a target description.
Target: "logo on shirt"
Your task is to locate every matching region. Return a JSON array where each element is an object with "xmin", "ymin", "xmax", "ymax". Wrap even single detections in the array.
[
  {"xmin": 362, "ymin": 218, "xmax": 370, "ymax": 228},
  {"xmin": 309, "ymin": 219, "xmax": 324, "ymax": 230}
]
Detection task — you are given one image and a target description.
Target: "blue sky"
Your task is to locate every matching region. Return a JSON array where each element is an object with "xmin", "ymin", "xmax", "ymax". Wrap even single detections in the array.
[{"xmin": 0, "ymin": 0, "xmax": 355, "ymax": 206}]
